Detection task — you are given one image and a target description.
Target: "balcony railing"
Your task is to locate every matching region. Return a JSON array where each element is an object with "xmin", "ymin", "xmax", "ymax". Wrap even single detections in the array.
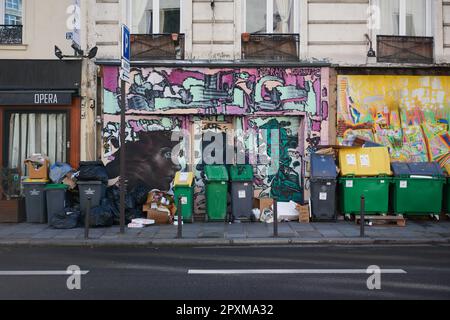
[
  {"xmin": 241, "ymin": 33, "xmax": 300, "ymax": 61},
  {"xmin": 130, "ymin": 33, "xmax": 185, "ymax": 60},
  {"xmin": 0, "ymin": 25, "xmax": 23, "ymax": 44},
  {"xmin": 377, "ymin": 35, "xmax": 434, "ymax": 64}
]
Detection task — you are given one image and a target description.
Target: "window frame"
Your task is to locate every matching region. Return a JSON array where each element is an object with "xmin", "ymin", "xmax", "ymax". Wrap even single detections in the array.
[
  {"xmin": 131, "ymin": 0, "xmax": 182, "ymax": 34},
  {"xmin": 242, "ymin": 0, "xmax": 300, "ymax": 34},
  {"xmin": 6, "ymin": 0, "xmax": 20, "ymax": 11},
  {"xmin": 375, "ymin": 0, "xmax": 433, "ymax": 37}
]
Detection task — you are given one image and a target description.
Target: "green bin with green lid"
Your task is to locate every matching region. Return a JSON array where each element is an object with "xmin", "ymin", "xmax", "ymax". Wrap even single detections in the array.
[
  {"xmin": 229, "ymin": 165, "xmax": 254, "ymax": 220},
  {"xmin": 445, "ymin": 177, "xmax": 450, "ymax": 214},
  {"xmin": 173, "ymin": 172, "xmax": 195, "ymax": 223},
  {"xmin": 338, "ymin": 177, "xmax": 391, "ymax": 215},
  {"xmin": 204, "ymin": 165, "xmax": 229, "ymax": 222},
  {"xmin": 45, "ymin": 184, "xmax": 68, "ymax": 226},
  {"xmin": 391, "ymin": 162, "xmax": 445, "ymax": 216}
]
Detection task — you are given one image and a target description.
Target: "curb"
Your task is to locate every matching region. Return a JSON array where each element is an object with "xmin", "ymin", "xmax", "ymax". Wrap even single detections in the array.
[{"xmin": 0, "ymin": 237, "xmax": 449, "ymax": 247}]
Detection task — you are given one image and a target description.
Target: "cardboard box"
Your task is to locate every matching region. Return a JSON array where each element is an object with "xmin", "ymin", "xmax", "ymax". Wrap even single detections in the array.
[
  {"xmin": 145, "ymin": 208, "xmax": 170, "ymax": 224},
  {"xmin": 297, "ymin": 204, "xmax": 310, "ymax": 223},
  {"xmin": 25, "ymin": 159, "xmax": 49, "ymax": 180},
  {"xmin": 0, "ymin": 198, "xmax": 26, "ymax": 223},
  {"xmin": 253, "ymin": 197, "xmax": 273, "ymax": 212}
]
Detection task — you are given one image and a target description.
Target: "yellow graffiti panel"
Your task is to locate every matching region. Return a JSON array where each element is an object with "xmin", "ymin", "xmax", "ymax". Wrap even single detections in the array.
[{"xmin": 337, "ymin": 75, "xmax": 450, "ymax": 165}]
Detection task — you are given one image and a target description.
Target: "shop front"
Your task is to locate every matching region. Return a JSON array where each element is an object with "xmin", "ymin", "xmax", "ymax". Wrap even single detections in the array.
[
  {"xmin": 0, "ymin": 60, "xmax": 82, "ymax": 222},
  {"xmin": 100, "ymin": 63, "xmax": 331, "ymax": 220}
]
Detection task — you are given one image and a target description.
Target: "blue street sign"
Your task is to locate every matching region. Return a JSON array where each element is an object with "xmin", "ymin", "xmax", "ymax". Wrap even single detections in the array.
[{"xmin": 121, "ymin": 24, "xmax": 130, "ymax": 62}]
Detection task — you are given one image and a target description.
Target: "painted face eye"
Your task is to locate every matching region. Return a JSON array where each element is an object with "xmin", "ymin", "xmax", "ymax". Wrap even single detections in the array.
[{"xmin": 160, "ymin": 148, "xmax": 172, "ymax": 159}]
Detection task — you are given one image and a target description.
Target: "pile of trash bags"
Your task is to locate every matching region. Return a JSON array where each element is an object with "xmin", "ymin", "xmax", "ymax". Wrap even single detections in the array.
[{"xmin": 50, "ymin": 160, "xmax": 153, "ymax": 229}]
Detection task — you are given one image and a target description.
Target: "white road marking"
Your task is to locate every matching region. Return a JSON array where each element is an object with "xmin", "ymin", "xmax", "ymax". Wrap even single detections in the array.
[
  {"xmin": 188, "ymin": 269, "xmax": 407, "ymax": 275},
  {"xmin": 0, "ymin": 271, "xmax": 89, "ymax": 276}
]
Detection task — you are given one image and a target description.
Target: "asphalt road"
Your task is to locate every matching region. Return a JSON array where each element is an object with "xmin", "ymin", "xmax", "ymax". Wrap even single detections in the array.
[{"xmin": 0, "ymin": 245, "xmax": 449, "ymax": 300}]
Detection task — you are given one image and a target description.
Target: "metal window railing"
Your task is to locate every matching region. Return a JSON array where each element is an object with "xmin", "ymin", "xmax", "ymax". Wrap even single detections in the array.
[
  {"xmin": 0, "ymin": 25, "xmax": 23, "ymax": 44},
  {"xmin": 241, "ymin": 33, "xmax": 300, "ymax": 61},
  {"xmin": 130, "ymin": 33, "xmax": 185, "ymax": 60},
  {"xmin": 377, "ymin": 35, "xmax": 434, "ymax": 64}
]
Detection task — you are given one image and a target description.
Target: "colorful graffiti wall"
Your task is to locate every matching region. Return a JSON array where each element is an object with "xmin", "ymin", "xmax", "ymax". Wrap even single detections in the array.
[
  {"xmin": 102, "ymin": 66, "xmax": 329, "ymax": 211},
  {"xmin": 337, "ymin": 75, "xmax": 450, "ymax": 165}
]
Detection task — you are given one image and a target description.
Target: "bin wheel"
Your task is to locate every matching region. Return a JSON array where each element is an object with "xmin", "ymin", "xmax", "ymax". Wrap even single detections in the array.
[
  {"xmin": 433, "ymin": 214, "xmax": 440, "ymax": 221},
  {"xmin": 344, "ymin": 214, "xmax": 351, "ymax": 221}
]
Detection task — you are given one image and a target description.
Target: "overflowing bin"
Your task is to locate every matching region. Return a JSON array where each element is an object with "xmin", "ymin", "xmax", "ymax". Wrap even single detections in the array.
[
  {"xmin": 229, "ymin": 165, "xmax": 254, "ymax": 220},
  {"xmin": 310, "ymin": 153, "xmax": 338, "ymax": 221},
  {"xmin": 78, "ymin": 181, "xmax": 106, "ymax": 214},
  {"xmin": 45, "ymin": 184, "xmax": 68, "ymax": 225},
  {"xmin": 23, "ymin": 179, "xmax": 48, "ymax": 223},
  {"xmin": 391, "ymin": 162, "xmax": 445, "ymax": 216},
  {"xmin": 338, "ymin": 147, "xmax": 392, "ymax": 216},
  {"xmin": 173, "ymin": 172, "xmax": 195, "ymax": 223},
  {"xmin": 204, "ymin": 165, "xmax": 229, "ymax": 222}
]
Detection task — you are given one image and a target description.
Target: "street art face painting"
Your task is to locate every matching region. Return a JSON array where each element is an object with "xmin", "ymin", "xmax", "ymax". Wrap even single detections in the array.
[
  {"xmin": 338, "ymin": 75, "xmax": 450, "ymax": 165},
  {"xmin": 103, "ymin": 115, "xmax": 185, "ymax": 190},
  {"xmin": 102, "ymin": 66, "xmax": 329, "ymax": 210}
]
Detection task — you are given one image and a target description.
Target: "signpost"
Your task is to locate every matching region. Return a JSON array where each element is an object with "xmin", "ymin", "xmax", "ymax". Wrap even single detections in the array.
[
  {"xmin": 119, "ymin": 24, "xmax": 131, "ymax": 234},
  {"xmin": 71, "ymin": 0, "xmax": 81, "ymax": 52}
]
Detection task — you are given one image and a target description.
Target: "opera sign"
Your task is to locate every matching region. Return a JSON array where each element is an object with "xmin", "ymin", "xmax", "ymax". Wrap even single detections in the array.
[
  {"xmin": 0, "ymin": 91, "xmax": 72, "ymax": 105},
  {"xmin": 34, "ymin": 93, "xmax": 59, "ymax": 104}
]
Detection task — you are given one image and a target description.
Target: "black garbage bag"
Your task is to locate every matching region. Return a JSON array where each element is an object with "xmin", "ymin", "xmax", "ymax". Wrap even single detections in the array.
[
  {"xmin": 85, "ymin": 198, "xmax": 114, "ymax": 228},
  {"xmin": 77, "ymin": 161, "xmax": 109, "ymax": 184},
  {"xmin": 105, "ymin": 185, "xmax": 144, "ymax": 224},
  {"xmin": 131, "ymin": 184, "xmax": 151, "ymax": 206},
  {"xmin": 50, "ymin": 208, "xmax": 81, "ymax": 229}
]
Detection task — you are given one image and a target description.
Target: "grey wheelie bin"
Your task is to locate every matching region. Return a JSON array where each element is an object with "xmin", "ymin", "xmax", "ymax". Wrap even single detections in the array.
[
  {"xmin": 45, "ymin": 184, "xmax": 68, "ymax": 225},
  {"xmin": 78, "ymin": 181, "xmax": 106, "ymax": 214},
  {"xmin": 310, "ymin": 153, "xmax": 338, "ymax": 221},
  {"xmin": 229, "ymin": 165, "xmax": 254, "ymax": 221},
  {"xmin": 23, "ymin": 179, "xmax": 48, "ymax": 223}
]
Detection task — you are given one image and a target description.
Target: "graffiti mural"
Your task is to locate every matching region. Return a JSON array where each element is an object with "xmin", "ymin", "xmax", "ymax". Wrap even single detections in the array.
[
  {"xmin": 103, "ymin": 115, "xmax": 185, "ymax": 190},
  {"xmin": 103, "ymin": 66, "xmax": 327, "ymax": 116},
  {"xmin": 246, "ymin": 117, "xmax": 303, "ymax": 203},
  {"xmin": 337, "ymin": 75, "xmax": 450, "ymax": 165},
  {"xmin": 102, "ymin": 66, "xmax": 329, "ymax": 209}
]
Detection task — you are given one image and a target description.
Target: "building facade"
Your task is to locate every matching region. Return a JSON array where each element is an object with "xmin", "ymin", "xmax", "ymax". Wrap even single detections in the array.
[
  {"xmin": 1, "ymin": 1, "xmax": 448, "ymax": 220},
  {"xmin": 90, "ymin": 0, "xmax": 449, "ymax": 219},
  {"xmin": 0, "ymin": 0, "xmax": 87, "ymax": 174}
]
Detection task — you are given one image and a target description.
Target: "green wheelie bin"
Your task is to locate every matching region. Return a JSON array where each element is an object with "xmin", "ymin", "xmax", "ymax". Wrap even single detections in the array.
[
  {"xmin": 445, "ymin": 176, "xmax": 450, "ymax": 215},
  {"xmin": 204, "ymin": 165, "xmax": 229, "ymax": 222},
  {"xmin": 391, "ymin": 162, "xmax": 445, "ymax": 218},
  {"xmin": 173, "ymin": 172, "xmax": 195, "ymax": 223},
  {"xmin": 338, "ymin": 176, "xmax": 391, "ymax": 216}
]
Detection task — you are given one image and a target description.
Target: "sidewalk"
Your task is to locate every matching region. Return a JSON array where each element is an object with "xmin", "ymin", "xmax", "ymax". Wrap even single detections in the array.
[{"xmin": 0, "ymin": 219, "xmax": 450, "ymax": 247}]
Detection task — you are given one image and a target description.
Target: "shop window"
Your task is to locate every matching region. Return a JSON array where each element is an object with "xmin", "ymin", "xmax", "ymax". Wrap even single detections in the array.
[
  {"xmin": 132, "ymin": 0, "xmax": 181, "ymax": 34},
  {"xmin": 244, "ymin": 0, "xmax": 299, "ymax": 34},
  {"xmin": 6, "ymin": 112, "xmax": 67, "ymax": 175}
]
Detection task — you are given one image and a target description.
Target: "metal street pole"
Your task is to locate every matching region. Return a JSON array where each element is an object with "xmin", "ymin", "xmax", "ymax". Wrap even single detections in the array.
[{"xmin": 119, "ymin": 79, "xmax": 126, "ymax": 234}]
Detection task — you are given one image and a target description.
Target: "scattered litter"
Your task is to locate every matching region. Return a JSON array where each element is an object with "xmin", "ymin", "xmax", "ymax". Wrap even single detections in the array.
[
  {"xmin": 131, "ymin": 218, "xmax": 155, "ymax": 226},
  {"xmin": 251, "ymin": 208, "xmax": 261, "ymax": 220},
  {"xmin": 128, "ymin": 222, "xmax": 145, "ymax": 228}
]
